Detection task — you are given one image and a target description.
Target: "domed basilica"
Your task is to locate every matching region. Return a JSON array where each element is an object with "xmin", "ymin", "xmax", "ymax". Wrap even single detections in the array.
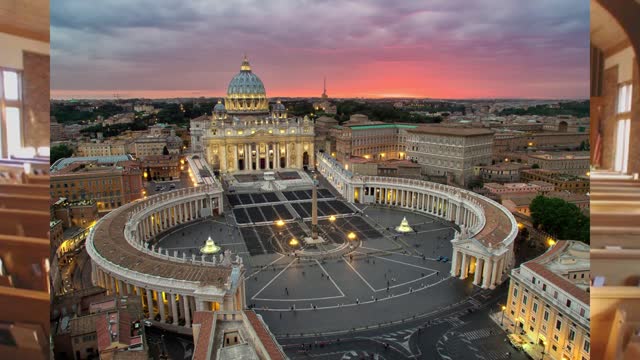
[{"xmin": 190, "ymin": 56, "xmax": 315, "ymax": 173}]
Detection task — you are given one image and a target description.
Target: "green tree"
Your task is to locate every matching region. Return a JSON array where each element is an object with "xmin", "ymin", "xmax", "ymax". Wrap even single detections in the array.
[
  {"xmin": 529, "ymin": 195, "xmax": 589, "ymax": 244},
  {"xmin": 531, "ymin": 163, "xmax": 540, "ymax": 169},
  {"xmin": 51, "ymin": 144, "xmax": 74, "ymax": 164}
]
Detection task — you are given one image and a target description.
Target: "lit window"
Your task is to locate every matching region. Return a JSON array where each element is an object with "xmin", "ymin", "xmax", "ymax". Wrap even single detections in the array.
[
  {"xmin": 617, "ymin": 83, "xmax": 633, "ymax": 114},
  {"xmin": 5, "ymin": 108, "xmax": 21, "ymax": 157},
  {"xmin": 0, "ymin": 69, "xmax": 23, "ymax": 158},
  {"xmin": 3, "ymin": 71, "xmax": 19, "ymax": 100}
]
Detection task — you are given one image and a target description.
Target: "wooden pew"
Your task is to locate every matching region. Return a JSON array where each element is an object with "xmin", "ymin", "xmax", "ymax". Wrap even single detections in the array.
[
  {"xmin": 0, "ymin": 235, "xmax": 49, "ymax": 359},
  {"xmin": 0, "ymin": 184, "xmax": 49, "ymax": 198},
  {"xmin": 0, "ymin": 209, "xmax": 49, "ymax": 238},
  {"xmin": 0, "ymin": 235, "xmax": 49, "ymax": 291},
  {"xmin": 0, "ymin": 194, "xmax": 49, "ymax": 211},
  {"xmin": 592, "ymin": 248, "xmax": 640, "ymax": 359}
]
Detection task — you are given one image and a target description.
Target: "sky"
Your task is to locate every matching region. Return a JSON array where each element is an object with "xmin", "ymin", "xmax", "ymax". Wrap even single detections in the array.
[{"xmin": 50, "ymin": 0, "xmax": 589, "ymax": 100}]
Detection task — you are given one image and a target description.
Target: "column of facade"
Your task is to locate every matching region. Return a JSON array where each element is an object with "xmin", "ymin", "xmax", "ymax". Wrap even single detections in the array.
[
  {"xmin": 482, "ymin": 258, "xmax": 493, "ymax": 289},
  {"xmin": 146, "ymin": 289, "xmax": 154, "ymax": 318},
  {"xmin": 233, "ymin": 144, "xmax": 240, "ymax": 171},
  {"xmin": 274, "ymin": 143, "xmax": 279, "ymax": 169},
  {"xmin": 473, "ymin": 258, "xmax": 483, "ymax": 285},
  {"xmin": 296, "ymin": 142, "xmax": 303, "ymax": 168},
  {"xmin": 460, "ymin": 253, "xmax": 469, "ymax": 279},
  {"xmin": 220, "ymin": 144, "xmax": 227, "ymax": 173}
]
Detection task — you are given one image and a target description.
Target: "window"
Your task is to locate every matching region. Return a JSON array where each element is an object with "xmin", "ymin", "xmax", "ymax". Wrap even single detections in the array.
[
  {"xmin": 569, "ymin": 329, "xmax": 576, "ymax": 342},
  {"xmin": 0, "ymin": 69, "xmax": 23, "ymax": 158},
  {"xmin": 617, "ymin": 83, "xmax": 633, "ymax": 114},
  {"xmin": 523, "ymin": 295, "xmax": 528, "ymax": 305},
  {"xmin": 542, "ymin": 284, "xmax": 547, "ymax": 292},
  {"xmin": 532, "ymin": 302, "xmax": 538, "ymax": 313},
  {"xmin": 566, "ymin": 299, "xmax": 572, "ymax": 307},
  {"xmin": 615, "ymin": 119, "xmax": 631, "ymax": 173},
  {"xmin": 555, "ymin": 319, "xmax": 562, "ymax": 331},
  {"xmin": 583, "ymin": 339, "xmax": 590, "ymax": 353},
  {"xmin": 580, "ymin": 308, "xmax": 585, "ymax": 317}
]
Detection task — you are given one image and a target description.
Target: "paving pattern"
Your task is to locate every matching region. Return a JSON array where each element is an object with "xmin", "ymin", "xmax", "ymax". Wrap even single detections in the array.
[{"xmin": 157, "ymin": 187, "xmax": 474, "ymax": 335}]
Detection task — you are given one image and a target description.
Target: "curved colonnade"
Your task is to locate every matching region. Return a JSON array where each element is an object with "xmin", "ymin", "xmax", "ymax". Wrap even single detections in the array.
[
  {"xmin": 317, "ymin": 152, "xmax": 518, "ymax": 289},
  {"xmin": 86, "ymin": 185, "xmax": 245, "ymax": 328}
]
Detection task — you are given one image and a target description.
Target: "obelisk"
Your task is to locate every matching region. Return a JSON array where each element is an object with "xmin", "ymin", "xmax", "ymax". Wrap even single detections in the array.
[{"xmin": 311, "ymin": 175, "xmax": 319, "ymax": 239}]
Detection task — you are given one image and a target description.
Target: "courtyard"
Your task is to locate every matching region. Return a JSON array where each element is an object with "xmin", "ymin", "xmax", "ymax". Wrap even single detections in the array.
[{"xmin": 155, "ymin": 188, "xmax": 478, "ymax": 335}]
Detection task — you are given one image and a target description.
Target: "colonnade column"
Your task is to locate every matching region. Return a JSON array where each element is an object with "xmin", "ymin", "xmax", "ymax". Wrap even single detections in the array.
[
  {"xmin": 170, "ymin": 294, "xmax": 178, "ymax": 324},
  {"xmin": 489, "ymin": 259, "xmax": 499, "ymax": 289},
  {"xmin": 473, "ymin": 258, "xmax": 483, "ymax": 285},
  {"xmin": 482, "ymin": 258, "xmax": 493, "ymax": 289},
  {"xmin": 450, "ymin": 249, "xmax": 460, "ymax": 277},
  {"xmin": 183, "ymin": 294, "xmax": 191, "ymax": 327},
  {"xmin": 460, "ymin": 253, "xmax": 469, "ymax": 279},
  {"xmin": 146, "ymin": 289, "xmax": 154, "ymax": 318},
  {"xmin": 158, "ymin": 291, "xmax": 166, "ymax": 322}
]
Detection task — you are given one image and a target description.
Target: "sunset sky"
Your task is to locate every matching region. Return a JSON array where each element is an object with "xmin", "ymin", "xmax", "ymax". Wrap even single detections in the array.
[{"xmin": 51, "ymin": 0, "xmax": 589, "ymax": 100}]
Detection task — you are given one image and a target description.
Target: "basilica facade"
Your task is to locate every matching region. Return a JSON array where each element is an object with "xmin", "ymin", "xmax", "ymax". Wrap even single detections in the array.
[{"xmin": 190, "ymin": 57, "xmax": 315, "ymax": 173}]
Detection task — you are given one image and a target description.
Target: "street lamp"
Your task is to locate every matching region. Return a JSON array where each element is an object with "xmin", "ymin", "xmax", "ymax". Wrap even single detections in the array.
[
  {"xmin": 501, "ymin": 305, "xmax": 506, "ymax": 326},
  {"xmin": 276, "ymin": 219, "xmax": 285, "ymax": 227},
  {"xmin": 347, "ymin": 232, "xmax": 356, "ymax": 241},
  {"xmin": 329, "ymin": 215, "xmax": 336, "ymax": 222},
  {"xmin": 289, "ymin": 238, "xmax": 299, "ymax": 246}
]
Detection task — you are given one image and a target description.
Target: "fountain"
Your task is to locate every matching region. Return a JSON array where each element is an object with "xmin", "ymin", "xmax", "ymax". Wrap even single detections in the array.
[
  {"xmin": 200, "ymin": 236, "xmax": 222, "ymax": 254},
  {"xmin": 395, "ymin": 217, "xmax": 414, "ymax": 233}
]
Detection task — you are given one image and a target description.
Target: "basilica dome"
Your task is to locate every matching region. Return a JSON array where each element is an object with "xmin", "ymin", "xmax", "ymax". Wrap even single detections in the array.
[{"xmin": 225, "ymin": 56, "xmax": 269, "ymax": 114}]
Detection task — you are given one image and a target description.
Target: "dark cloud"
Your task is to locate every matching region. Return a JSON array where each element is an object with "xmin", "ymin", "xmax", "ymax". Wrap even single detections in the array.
[{"xmin": 51, "ymin": 0, "xmax": 589, "ymax": 98}]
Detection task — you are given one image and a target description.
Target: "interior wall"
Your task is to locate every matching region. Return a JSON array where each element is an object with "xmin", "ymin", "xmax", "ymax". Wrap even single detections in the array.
[
  {"xmin": 0, "ymin": 32, "xmax": 49, "ymax": 69},
  {"xmin": 22, "ymin": 51, "xmax": 49, "ymax": 148},
  {"xmin": 604, "ymin": 46, "xmax": 635, "ymax": 82},
  {"xmin": 0, "ymin": 31, "xmax": 50, "ymax": 152},
  {"xmin": 601, "ymin": 65, "xmax": 618, "ymax": 170}
]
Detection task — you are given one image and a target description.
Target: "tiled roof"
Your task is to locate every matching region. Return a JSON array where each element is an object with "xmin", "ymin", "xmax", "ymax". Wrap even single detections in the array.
[
  {"xmin": 92, "ymin": 202, "xmax": 232, "ymax": 287},
  {"xmin": 244, "ymin": 310, "xmax": 286, "ymax": 360},
  {"xmin": 407, "ymin": 125, "xmax": 494, "ymax": 136},
  {"xmin": 523, "ymin": 241, "xmax": 590, "ymax": 305},
  {"xmin": 475, "ymin": 200, "xmax": 512, "ymax": 247},
  {"xmin": 192, "ymin": 312, "xmax": 215, "ymax": 360}
]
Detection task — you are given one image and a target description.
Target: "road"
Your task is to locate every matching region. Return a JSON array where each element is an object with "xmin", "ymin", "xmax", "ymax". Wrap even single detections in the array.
[{"xmin": 278, "ymin": 281, "xmax": 528, "ymax": 360}]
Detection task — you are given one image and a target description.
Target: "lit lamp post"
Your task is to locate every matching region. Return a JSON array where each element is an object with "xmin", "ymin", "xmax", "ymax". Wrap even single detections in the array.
[
  {"xmin": 347, "ymin": 232, "xmax": 356, "ymax": 241},
  {"xmin": 276, "ymin": 219, "xmax": 285, "ymax": 227},
  {"xmin": 501, "ymin": 305, "xmax": 506, "ymax": 326},
  {"xmin": 289, "ymin": 238, "xmax": 299, "ymax": 247}
]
